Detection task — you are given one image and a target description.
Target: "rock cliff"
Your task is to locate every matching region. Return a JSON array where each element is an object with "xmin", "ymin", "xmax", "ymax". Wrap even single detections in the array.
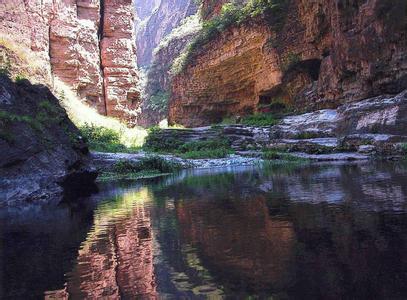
[
  {"xmin": 0, "ymin": 0, "xmax": 139, "ymax": 124},
  {"xmin": 138, "ymin": 14, "xmax": 201, "ymax": 126},
  {"xmin": 169, "ymin": 0, "xmax": 407, "ymax": 127},
  {"xmin": 0, "ymin": 74, "xmax": 96, "ymax": 206},
  {"xmin": 136, "ymin": 0, "xmax": 197, "ymax": 67}
]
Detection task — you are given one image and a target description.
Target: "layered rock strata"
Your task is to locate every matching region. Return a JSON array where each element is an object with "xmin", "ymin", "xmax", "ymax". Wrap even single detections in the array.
[
  {"xmin": 165, "ymin": 90, "xmax": 407, "ymax": 157},
  {"xmin": 169, "ymin": 0, "xmax": 407, "ymax": 127},
  {"xmin": 0, "ymin": 0, "xmax": 139, "ymax": 123}
]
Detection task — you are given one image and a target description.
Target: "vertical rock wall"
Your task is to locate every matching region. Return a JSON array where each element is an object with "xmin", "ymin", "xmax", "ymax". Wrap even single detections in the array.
[
  {"xmin": 0, "ymin": 0, "xmax": 140, "ymax": 124},
  {"xmin": 136, "ymin": 0, "xmax": 197, "ymax": 67},
  {"xmin": 169, "ymin": 0, "xmax": 407, "ymax": 127}
]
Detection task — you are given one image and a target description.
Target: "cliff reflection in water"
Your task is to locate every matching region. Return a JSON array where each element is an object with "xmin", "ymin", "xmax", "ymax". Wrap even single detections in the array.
[
  {"xmin": 37, "ymin": 161, "xmax": 407, "ymax": 299},
  {"xmin": 45, "ymin": 188, "xmax": 157, "ymax": 299}
]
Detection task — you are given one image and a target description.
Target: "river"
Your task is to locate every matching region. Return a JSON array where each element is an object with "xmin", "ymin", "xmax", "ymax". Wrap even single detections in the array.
[{"xmin": 1, "ymin": 161, "xmax": 407, "ymax": 299}]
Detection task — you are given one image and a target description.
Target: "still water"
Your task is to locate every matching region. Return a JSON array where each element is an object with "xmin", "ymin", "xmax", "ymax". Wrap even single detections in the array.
[{"xmin": 1, "ymin": 161, "xmax": 407, "ymax": 299}]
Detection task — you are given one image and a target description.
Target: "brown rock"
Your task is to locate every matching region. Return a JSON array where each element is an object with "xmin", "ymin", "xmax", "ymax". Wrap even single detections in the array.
[{"xmin": 169, "ymin": 0, "xmax": 407, "ymax": 127}]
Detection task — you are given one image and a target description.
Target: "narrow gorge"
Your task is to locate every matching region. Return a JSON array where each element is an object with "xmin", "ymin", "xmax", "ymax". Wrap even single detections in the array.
[{"xmin": 1, "ymin": 1, "xmax": 407, "ymax": 298}]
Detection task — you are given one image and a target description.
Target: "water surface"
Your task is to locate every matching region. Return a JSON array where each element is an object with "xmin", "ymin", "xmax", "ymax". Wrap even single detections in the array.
[{"xmin": 1, "ymin": 161, "xmax": 407, "ymax": 299}]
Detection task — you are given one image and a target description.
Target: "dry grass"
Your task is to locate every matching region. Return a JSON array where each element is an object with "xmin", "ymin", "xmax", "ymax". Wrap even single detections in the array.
[{"xmin": 54, "ymin": 78, "xmax": 147, "ymax": 147}]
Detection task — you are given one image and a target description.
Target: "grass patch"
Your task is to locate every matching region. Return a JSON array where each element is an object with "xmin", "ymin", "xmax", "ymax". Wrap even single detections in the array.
[
  {"xmin": 294, "ymin": 131, "xmax": 321, "ymax": 139},
  {"xmin": 79, "ymin": 123, "xmax": 141, "ymax": 153},
  {"xmin": 0, "ymin": 99, "xmax": 65, "ymax": 133},
  {"xmin": 144, "ymin": 127, "xmax": 234, "ymax": 158},
  {"xmin": 99, "ymin": 156, "xmax": 182, "ymax": 181},
  {"xmin": 241, "ymin": 113, "xmax": 278, "ymax": 126},
  {"xmin": 262, "ymin": 149, "xmax": 305, "ymax": 161}
]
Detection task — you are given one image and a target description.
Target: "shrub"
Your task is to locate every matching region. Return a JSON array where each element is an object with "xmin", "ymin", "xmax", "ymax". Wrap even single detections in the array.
[
  {"xmin": 143, "ymin": 127, "xmax": 184, "ymax": 152},
  {"xmin": 402, "ymin": 143, "xmax": 407, "ymax": 155},
  {"xmin": 15, "ymin": 74, "xmax": 26, "ymax": 83},
  {"xmin": 180, "ymin": 148, "xmax": 231, "ymax": 159},
  {"xmin": 178, "ymin": 139, "xmax": 233, "ymax": 158},
  {"xmin": 262, "ymin": 149, "xmax": 303, "ymax": 161},
  {"xmin": 113, "ymin": 156, "xmax": 181, "ymax": 174},
  {"xmin": 294, "ymin": 131, "xmax": 320, "ymax": 139},
  {"xmin": 148, "ymin": 91, "xmax": 170, "ymax": 113},
  {"xmin": 241, "ymin": 113, "xmax": 278, "ymax": 126},
  {"xmin": 79, "ymin": 123, "xmax": 129, "ymax": 153},
  {"xmin": 144, "ymin": 127, "xmax": 234, "ymax": 158}
]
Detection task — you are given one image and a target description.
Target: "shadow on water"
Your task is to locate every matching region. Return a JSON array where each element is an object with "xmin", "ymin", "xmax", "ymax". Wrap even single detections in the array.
[{"xmin": 1, "ymin": 161, "xmax": 407, "ymax": 299}]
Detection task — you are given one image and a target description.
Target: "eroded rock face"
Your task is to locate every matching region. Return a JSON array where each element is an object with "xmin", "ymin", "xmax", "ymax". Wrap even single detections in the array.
[
  {"xmin": 0, "ymin": 75, "xmax": 96, "ymax": 206},
  {"xmin": 169, "ymin": 0, "xmax": 407, "ymax": 127},
  {"xmin": 101, "ymin": 0, "xmax": 139, "ymax": 122},
  {"xmin": 170, "ymin": 22, "xmax": 280, "ymax": 127},
  {"xmin": 136, "ymin": 0, "xmax": 197, "ymax": 67},
  {"xmin": 0, "ymin": 0, "xmax": 140, "ymax": 123}
]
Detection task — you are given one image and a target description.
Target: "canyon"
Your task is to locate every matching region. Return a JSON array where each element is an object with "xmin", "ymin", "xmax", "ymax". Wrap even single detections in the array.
[
  {"xmin": 169, "ymin": 0, "xmax": 407, "ymax": 127},
  {"xmin": 0, "ymin": 0, "xmax": 139, "ymax": 124}
]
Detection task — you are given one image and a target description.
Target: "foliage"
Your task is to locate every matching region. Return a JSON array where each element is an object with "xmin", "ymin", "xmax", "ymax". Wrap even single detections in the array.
[
  {"xmin": 294, "ymin": 131, "xmax": 321, "ymax": 139},
  {"xmin": 100, "ymin": 156, "xmax": 182, "ymax": 182},
  {"xmin": 79, "ymin": 123, "xmax": 141, "ymax": 153},
  {"xmin": 262, "ymin": 149, "xmax": 304, "ymax": 161},
  {"xmin": 178, "ymin": 139, "xmax": 233, "ymax": 158},
  {"xmin": 402, "ymin": 143, "xmax": 407, "ymax": 156},
  {"xmin": 148, "ymin": 91, "xmax": 170, "ymax": 113},
  {"xmin": 241, "ymin": 113, "xmax": 278, "ymax": 126},
  {"xmin": 0, "ymin": 99, "xmax": 65, "ymax": 134},
  {"xmin": 15, "ymin": 74, "xmax": 26, "ymax": 83},
  {"xmin": 144, "ymin": 127, "xmax": 234, "ymax": 158},
  {"xmin": 143, "ymin": 127, "xmax": 185, "ymax": 152},
  {"xmin": 113, "ymin": 156, "xmax": 181, "ymax": 174}
]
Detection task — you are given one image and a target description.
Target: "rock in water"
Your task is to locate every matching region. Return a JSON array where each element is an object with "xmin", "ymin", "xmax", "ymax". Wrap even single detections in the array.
[{"xmin": 0, "ymin": 75, "xmax": 97, "ymax": 206}]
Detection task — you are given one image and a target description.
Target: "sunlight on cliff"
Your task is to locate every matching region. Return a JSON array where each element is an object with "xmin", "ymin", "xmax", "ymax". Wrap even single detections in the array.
[{"xmin": 54, "ymin": 78, "xmax": 147, "ymax": 147}]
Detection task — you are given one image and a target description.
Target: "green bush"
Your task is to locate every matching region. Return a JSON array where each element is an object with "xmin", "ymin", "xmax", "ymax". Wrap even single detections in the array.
[
  {"xmin": 180, "ymin": 148, "xmax": 231, "ymax": 159},
  {"xmin": 178, "ymin": 139, "xmax": 233, "ymax": 158},
  {"xmin": 262, "ymin": 149, "xmax": 303, "ymax": 161},
  {"xmin": 79, "ymin": 123, "xmax": 131, "ymax": 153},
  {"xmin": 144, "ymin": 127, "xmax": 233, "ymax": 158},
  {"xmin": 294, "ymin": 132, "xmax": 320, "ymax": 139},
  {"xmin": 148, "ymin": 91, "xmax": 170, "ymax": 113},
  {"xmin": 113, "ymin": 156, "xmax": 181, "ymax": 174},
  {"xmin": 143, "ymin": 127, "xmax": 185, "ymax": 152},
  {"xmin": 15, "ymin": 74, "xmax": 26, "ymax": 83},
  {"xmin": 241, "ymin": 113, "xmax": 278, "ymax": 126},
  {"xmin": 402, "ymin": 143, "xmax": 407, "ymax": 156}
]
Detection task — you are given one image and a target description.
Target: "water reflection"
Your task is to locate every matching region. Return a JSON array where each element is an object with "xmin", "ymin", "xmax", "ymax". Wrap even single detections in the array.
[{"xmin": 1, "ymin": 161, "xmax": 407, "ymax": 299}]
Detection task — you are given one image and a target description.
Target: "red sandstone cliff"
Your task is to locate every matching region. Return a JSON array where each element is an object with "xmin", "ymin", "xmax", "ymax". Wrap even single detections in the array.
[
  {"xmin": 169, "ymin": 0, "xmax": 407, "ymax": 127},
  {"xmin": 0, "ymin": 0, "xmax": 139, "ymax": 124}
]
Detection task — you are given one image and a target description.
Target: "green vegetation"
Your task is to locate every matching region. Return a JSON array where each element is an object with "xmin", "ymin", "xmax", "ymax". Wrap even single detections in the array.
[
  {"xmin": 294, "ymin": 131, "xmax": 321, "ymax": 139},
  {"xmin": 99, "ymin": 156, "xmax": 182, "ymax": 181},
  {"xmin": 262, "ymin": 149, "xmax": 304, "ymax": 161},
  {"xmin": 402, "ymin": 143, "xmax": 407, "ymax": 156},
  {"xmin": 241, "ymin": 113, "xmax": 278, "ymax": 126},
  {"xmin": 79, "ymin": 123, "xmax": 141, "ymax": 153},
  {"xmin": 144, "ymin": 127, "xmax": 234, "ymax": 159},
  {"xmin": 148, "ymin": 91, "xmax": 170, "ymax": 114},
  {"xmin": 175, "ymin": 0, "xmax": 290, "ymax": 73},
  {"xmin": 177, "ymin": 139, "xmax": 233, "ymax": 159},
  {"xmin": 15, "ymin": 74, "xmax": 26, "ymax": 83},
  {"xmin": 0, "ymin": 99, "xmax": 65, "ymax": 134}
]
